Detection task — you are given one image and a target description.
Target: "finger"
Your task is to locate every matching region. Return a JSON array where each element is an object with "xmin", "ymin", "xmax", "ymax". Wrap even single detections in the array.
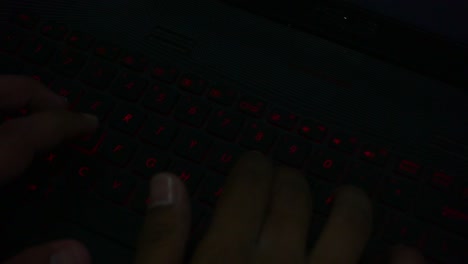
[
  {"xmin": 0, "ymin": 75, "xmax": 68, "ymax": 110},
  {"xmin": 255, "ymin": 167, "xmax": 313, "ymax": 263},
  {"xmin": 390, "ymin": 245, "xmax": 426, "ymax": 264},
  {"xmin": 309, "ymin": 185, "xmax": 372, "ymax": 264},
  {"xmin": 0, "ymin": 111, "xmax": 98, "ymax": 183},
  {"xmin": 4, "ymin": 239, "xmax": 91, "ymax": 264},
  {"xmin": 196, "ymin": 151, "xmax": 274, "ymax": 254},
  {"xmin": 134, "ymin": 173, "xmax": 191, "ymax": 264}
]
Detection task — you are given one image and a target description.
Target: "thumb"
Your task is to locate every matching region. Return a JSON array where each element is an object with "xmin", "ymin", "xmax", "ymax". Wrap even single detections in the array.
[
  {"xmin": 134, "ymin": 172, "xmax": 191, "ymax": 264},
  {"xmin": 4, "ymin": 239, "xmax": 91, "ymax": 264}
]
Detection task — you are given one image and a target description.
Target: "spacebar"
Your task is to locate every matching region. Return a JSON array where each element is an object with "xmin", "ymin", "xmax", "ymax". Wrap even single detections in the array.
[{"xmin": 52, "ymin": 192, "xmax": 144, "ymax": 248}]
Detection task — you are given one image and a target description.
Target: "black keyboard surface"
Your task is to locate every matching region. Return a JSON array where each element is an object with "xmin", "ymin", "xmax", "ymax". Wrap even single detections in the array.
[{"xmin": 0, "ymin": 12, "xmax": 467, "ymax": 264}]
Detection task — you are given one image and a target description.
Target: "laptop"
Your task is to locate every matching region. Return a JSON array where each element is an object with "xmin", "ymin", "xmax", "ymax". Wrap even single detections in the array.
[{"xmin": 0, "ymin": 0, "xmax": 467, "ymax": 263}]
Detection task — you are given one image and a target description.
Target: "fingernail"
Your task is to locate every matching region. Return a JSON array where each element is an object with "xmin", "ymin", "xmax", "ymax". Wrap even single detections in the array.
[
  {"xmin": 50, "ymin": 248, "xmax": 78, "ymax": 264},
  {"xmin": 149, "ymin": 173, "xmax": 174, "ymax": 208}
]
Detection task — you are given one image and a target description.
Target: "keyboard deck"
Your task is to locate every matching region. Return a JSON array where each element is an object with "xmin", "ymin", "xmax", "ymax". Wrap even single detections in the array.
[{"xmin": 0, "ymin": 12, "xmax": 467, "ymax": 264}]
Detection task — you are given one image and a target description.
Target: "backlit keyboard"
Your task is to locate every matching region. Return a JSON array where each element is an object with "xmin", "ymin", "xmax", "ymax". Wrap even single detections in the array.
[{"xmin": 0, "ymin": 12, "xmax": 467, "ymax": 264}]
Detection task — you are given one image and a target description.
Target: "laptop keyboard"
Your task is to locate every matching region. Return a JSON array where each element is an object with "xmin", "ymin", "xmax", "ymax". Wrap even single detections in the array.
[{"xmin": 1, "ymin": 12, "xmax": 467, "ymax": 263}]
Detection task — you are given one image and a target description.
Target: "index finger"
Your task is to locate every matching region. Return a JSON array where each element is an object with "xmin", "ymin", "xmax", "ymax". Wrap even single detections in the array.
[{"xmin": 0, "ymin": 75, "xmax": 67, "ymax": 110}]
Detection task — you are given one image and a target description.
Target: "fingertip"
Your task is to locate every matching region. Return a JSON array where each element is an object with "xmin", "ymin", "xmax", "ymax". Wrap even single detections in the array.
[{"xmin": 390, "ymin": 245, "xmax": 426, "ymax": 264}]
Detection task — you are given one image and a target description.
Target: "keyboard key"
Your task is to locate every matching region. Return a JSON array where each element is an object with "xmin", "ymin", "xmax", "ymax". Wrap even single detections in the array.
[
  {"xmin": 238, "ymin": 96, "xmax": 266, "ymax": 117},
  {"xmin": 70, "ymin": 127, "xmax": 106, "ymax": 153},
  {"xmin": 239, "ymin": 121, "xmax": 278, "ymax": 153},
  {"xmin": 175, "ymin": 130, "xmax": 212, "ymax": 162},
  {"xmin": 414, "ymin": 186, "xmax": 467, "ymax": 235},
  {"xmin": 268, "ymin": 108, "xmax": 298, "ymax": 130},
  {"xmin": 94, "ymin": 42, "xmax": 121, "ymax": 60},
  {"xmin": 199, "ymin": 173, "xmax": 225, "ymax": 205},
  {"xmin": 24, "ymin": 65, "xmax": 55, "ymax": 85},
  {"xmin": 298, "ymin": 119, "xmax": 327, "ymax": 142},
  {"xmin": 178, "ymin": 73, "xmax": 208, "ymax": 94},
  {"xmin": 395, "ymin": 158, "xmax": 422, "ymax": 178},
  {"xmin": 274, "ymin": 134, "xmax": 311, "ymax": 167},
  {"xmin": 380, "ymin": 175, "xmax": 417, "ymax": 211},
  {"xmin": 96, "ymin": 170, "xmax": 137, "ymax": 204},
  {"xmin": 310, "ymin": 179, "xmax": 335, "ymax": 215},
  {"xmin": 49, "ymin": 78, "xmax": 83, "ymax": 104},
  {"xmin": 306, "ymin": 149, "xmax": 347, "ymax": 182},
  {"xmin": 0, "ymin": 26, "xmax": 26, "ymax": 53},
  {"xmin": 206, "ymin": 108, "xmax": 244, "ymax": 141},
  {"xmin": 66, "ymin": 31, "xmax": 94, "ymax": 50},
  {"xmin": 382, "ymin": 211, "xmax": 427, "ymax": 247},
  {"xmin": 131, "ymin": 146, "xmax": 170, "ymax": 178},
  {"xmin": 130, "ymin": 180, "xmax": 150, "ymax": 214},
  {"xmin": 329, "ymin": 133, "xmax": 360, "ymax": 153},
  {"xmin": 64, "ymin": 155, "xmax": 104, "ymax": 190},
  {"xmin": 207, "ymin": 85, "xmax": 237, "ymax": 106},
  {"xmin": 343, "ymin": 162, "xmax": 382, "ymax": 194},
  {"xmin": 174, "ymin": 96, "xmax": 211, "ymax": 127},
  {"xmin": 112, "ymin": 71, "xmax": 148, "ymax": 101},
  {"xmin": 142, "ymin": 83, "xmax": 179, "ymax": 114},
  {"xmin": 109, "ymin": 104, "xmax": 146, "ymax": 135},
  {"xmin": 150, "ymin": 62, "xmax": 179, "ymax": 83},
  {"xmin": 98, "ymin": 130, "xmax": 138, "ymax": 166},
  {"xmin": 360, "ymin": 143, "xmax": 391, "ymax": 166},
  {"xmin": 206, "ymin": 142, "xmax": 243, "ymax": 174},
  {"xmin": 425, "ymin": 229, "xmax": 467, "ymax": 263},
  {"xmin": 21, "ymin": 37, "xmax": 56, "ymax": 65},
  {"xmin": 40, "ymin": 21, "xmax": 68, "ymax": 40},
  {"xmin": 429, "ymin": 170, "xmax": 457, "ymax": 193},
  {"xmin": 12, "ymin": 12, "xmax": 40, "ymax": 29},
  {"xmin": 138, "ymin": 115, "xmax": 178, "ymax": 149},
  {"xmin": 51, "ymin": 47, "xmax": 87, "ymax": 77},
  {"xmin": 170, "ymin": 160, "xmax": 205, "ymax": 195},
  {"xmin": 80, "ymin": 59, "xmax": 118, "ymax": 90},
  {"xmin": 75, "ymin": 91, "xmax": 114, "ymax": 121},
  {"xmin": 121, "ymin": 51, "xmax": 148, "ymax": 72}
]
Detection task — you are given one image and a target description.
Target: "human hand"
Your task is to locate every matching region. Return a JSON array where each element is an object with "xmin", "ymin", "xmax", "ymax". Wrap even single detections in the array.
[
  {"xmin": 134, "ymin": 152, "xmax": 427, "ymax": 264},
  {"xmin": 1, "ymin": 75, "xmax": 97, "ymax": 263}
]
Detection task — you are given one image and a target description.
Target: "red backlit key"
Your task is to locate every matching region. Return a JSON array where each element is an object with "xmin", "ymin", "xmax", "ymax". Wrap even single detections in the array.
[
  {"xmin": 65, "ymin": 156, "xmax": 104, "ymax": 190},
  {"xmin": 70, "ymin": 127, "xmax": 105, "ymax": 153},
  {"xmin": 98, "ymin": 130, "xmax": 138, "ymax": 166},
  {"xmin": 268, "ymin": 108, "xmax": 298, "ymax": 130},
  {"xmin": 206, "ymin": 142, "xmax": 243, "ymax": 174},
  {"xmin": 130, "ymin": 180, "xmax": 150, "ymax": 214},
  {"xmin": 75, "ymin": 91, "xmax": 114, "ymax": 121},
  {"xmin": 360, "ymin": 143, "xmax": 391, "ymax": 166},
  {"xmin": 415, "ymin": 186, "xmax": 467, "ymax": 235},
  {"xmin": 380, "ymin": 175, "xmax": 417, "ymax": 211},
  {"xmin": 66, "ymin": 31, "xmax": 94, "ymax": 50},
  {"xmin": 343, "ymin": 162, "xmax": 383, "ymax": 194},
  {"xmin": 50, "ymin": 78, "xmax": 83, "ymax": 105},
  {"xmin": 94, "ymin": 42, "xmax": 121, "ymax": 60},
  {"xmin": 425, "ymin": 229, "xmax": 467, "ymax": 263},
  {"xmin": 40, "ymin": 21, "xmax": 68, "ymax": 40},
  {"xmin": 207, "ymin": 85, "xmax": 237, "ymax": 106},
  {"xmin": 25, "ymin": 66, "xmax": 55, "ymax": 85},
  {"xmin": 51, "ymin": 47, "xmax": 87, "ymax": 77},
  {"xmin": 142, "ymin": 83, "xmax": 179, "ymax": 114},
  {"xmin": 178, "ymin": 73, "xmax": 208, "ymax": 95},
  {"xmin": 395, "ymin": 158, "xmax": 422, "ymax": 178},
  {"xmin": 170, "ymin": 160, "xmax": 205, "ymax": 195},
  {"xmin": 329, "ymin": 133, "xmax": 360, "ymax": 153},
  {"xmin": 112, "ymin": 71, "xmax": 148, "ymax": 101},
  {"xmin": 109, "ymin": 104, "xmax": 146, "ymax": 135},
  {"xmin": 32, "ymin": 147, "xmax": 67, "ymax": 172},
  {"xmin": 382, "ymin": 211, "xmax": 427, "ymax": 247},
  {"xmin": 307, "ymin": 149, "xmax": 346, "ymax": 182},
  {"xmin": 138, "ymin": 115, "xmax": 178, "ymax": 149},
  {"xmin": 175, "ymin": 130, "xmax": 212, "ymax": 162},
  {"xmin": 174, "ymin": 96, "xmax": 211, "ymax": 127},
  {"xmin": 430, "ymin": 170, "xmax": 456, "ymax": 193},
  {"xmin": 238, "ymin": 96, "xmax": 266, "ymax": 117},
  {"xmin": 310, "ymin": 179, "xmax": 335, "ymax": 215},
  {"xmin": 298, "ymin": 119, "xmax": 327, "ymax": 142},
  {"xmin": 21, "ymin": 37, "xmax": 56, "ymax": 65},
  {"xmin": 96, "ymin": 170, "xmax": 137, "ymax": 204},
  {"xmin": 239, "ymin": 121, "xmax": 278, "ymax": 153},
  {"xmin": 206, "ymin": 108, "xmax": 244, "ymax": 141},
  {"xmin": 199, "ymin": 173, "xmax": 226, "ymax": 205},
  {"xmin": 151, "ymin": 62, "xmax": 179, "ymax": 83},
  {"xmin": 0, "ymin": 26, "xmax": 26, "ymax": 53},
  {"xmin": 80, "ymin": 59, "xmax": 118, "ymax": 90},
  {"xmin": 12, "ymin": 12, "xmax": 40, "ymax": 29},
  {"xmin": 121, "ymin": 51, "xmax": 148, "ymax": 72},
  {"xmin": 274, "ymin": 134, "xmax": 312, "ymax": 167},
  {"xmin": 131, "ymin": 146, "xmax": 170, "ymax": 178}
]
